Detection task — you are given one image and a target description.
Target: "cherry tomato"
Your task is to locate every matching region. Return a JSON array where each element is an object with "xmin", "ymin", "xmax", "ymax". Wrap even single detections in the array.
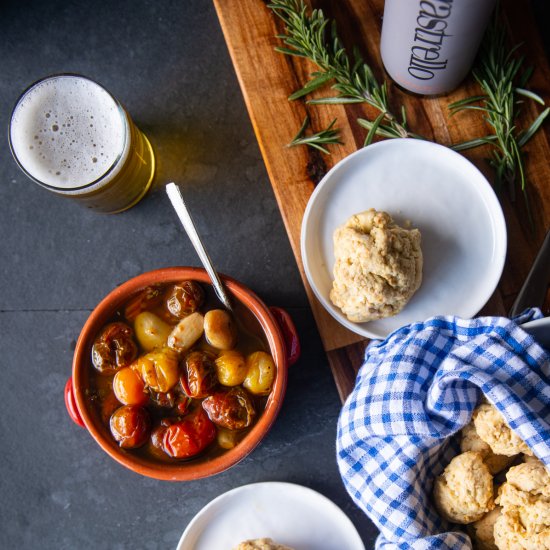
[
  {"xmin": 149, "ymin": 389, "xmax": 191, "ymax": 414},
  {"xmin": 202, "ymin": 387, "xmax": 256, "ymax": 430},
  {"xmin": 243, "ymin": 351, "xmax": 275, "ymax": 395},
  {"xmin": 91, "ymin": 322, "xmax": 137, "ymax": 375},
  {"xmin": 113, "ymin": 367, "xmax": 148, "ymax": 406},
  {"xmin": 110, "ymin": 405, "xmax": 150, "ymax": 448},
  {"xmin": 132, "ymin": 347, "xmax": 180, "ymax": 393},
  {"xmin": 180, "ymin": 350, "xmax": 217, "ymax": 398},
  {"xmin": 162, "ymin": 409, "xmax": 216, "ymax": 459},
  {"xmin": 165, "ymin": 281, "xmax": 204, "ymax": 319},
  {"xmin": 123, "ymin": 285, "xmax": 164, "ymax": 321},
  {"xmin": 99, "ymin": 391, "xmax": 121, "ymax": 424},
  {"xmin": 214, "ymin": 350, "xmax": 247, "ymax": 386},
  {"xmin": 150, "ymin": 418, "xmax": 174, "ymax": 450}
]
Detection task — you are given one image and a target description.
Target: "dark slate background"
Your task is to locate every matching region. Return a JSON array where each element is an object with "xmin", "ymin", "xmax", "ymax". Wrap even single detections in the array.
[{"xmin": 0, "ymin": 1, "xmax": 548, "ymax": 549}]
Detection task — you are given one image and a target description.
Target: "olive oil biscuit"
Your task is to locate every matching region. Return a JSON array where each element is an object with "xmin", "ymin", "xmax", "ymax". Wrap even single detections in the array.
[
  {"xmin": 472, "ymin": 404, "xmax": 532, "ymax": 457},
  {"xmin": 330, "ymin": 209, "xmax": 422, "ymax": 323},
  {"xmin": 469, "ymin": 506, "xmax": 501, "ymax": 550},
  {"xmin": 493, "ymin": 460, "xmax": 550, "ymax": 549},
  {"xmin": 433, "ymin": 451, "xmax": 495, "ymax": 524},
  {"xmin": 460, "ymin": 422, "xmax": 515, "ymax": 475},
  {"xmin": 234, "ymin": 538, "xmax": 294, "ymax": 550}
]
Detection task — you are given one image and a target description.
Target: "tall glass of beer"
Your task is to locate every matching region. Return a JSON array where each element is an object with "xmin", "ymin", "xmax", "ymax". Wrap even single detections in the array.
[{"xmin": 9, "ymin": 74, "xmax": 155, "ymax": 213}]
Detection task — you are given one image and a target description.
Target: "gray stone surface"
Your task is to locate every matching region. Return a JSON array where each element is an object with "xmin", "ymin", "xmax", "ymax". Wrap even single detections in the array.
[
  {"xmin": 0, "ymin": 1, "xmax": 376, "ymax": 548},
  {"xmin": 2, "ymin": 1, "xmax": 549, "ymax": 549}
]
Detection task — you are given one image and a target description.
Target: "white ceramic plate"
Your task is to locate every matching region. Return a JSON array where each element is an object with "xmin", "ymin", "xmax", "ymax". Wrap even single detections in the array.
[
  {"xmin": 301, "ymin": 139, "xmax": 506, "ymax": 339},
  {"xmin": 176, "ymin": 482, "xmax": 365, "ymax": 550}
]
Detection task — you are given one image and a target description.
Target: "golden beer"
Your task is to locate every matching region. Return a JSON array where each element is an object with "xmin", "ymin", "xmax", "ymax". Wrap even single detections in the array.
[{"xmin": 9, "ymin": 74, "xmax": 155, "ymax": 213}]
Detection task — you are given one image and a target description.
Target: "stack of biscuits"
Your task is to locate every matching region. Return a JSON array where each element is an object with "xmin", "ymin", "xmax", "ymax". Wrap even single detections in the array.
[{"xmin": 433, "ymin": 403, "xmax": 550, "ymax": 549}]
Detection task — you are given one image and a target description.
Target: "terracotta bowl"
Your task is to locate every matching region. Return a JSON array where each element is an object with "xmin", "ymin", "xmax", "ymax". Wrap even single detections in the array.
[{"xmin": 65, "ymin": 266, "xmax": 299, "ymax": 481}]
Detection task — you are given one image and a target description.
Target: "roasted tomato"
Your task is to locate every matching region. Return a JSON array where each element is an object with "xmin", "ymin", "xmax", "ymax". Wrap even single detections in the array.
[
  {"xmin": 214, "ymin": 350, "xmax": 247, "ymax": 386},
  {"xmin": 92, "ymin": 322, "xmax": 138, "ymax": 375},
  {"xmin": 202, "ymin": 387, "xmax": 255, "ymax": 430},
  {"xmin": 181, "ymin": 350, "xmax": 217, "ymax": 398},
  {"xmin": 150, "ymin": 418, "xmax": 174, "ymax": 450},
  {"xmin": 113, "ymin": 367, "xmax": 148, "ymax": 405},
  {"xmin": 162, "ymin": 409, "xmax": 216, "ymax": 459},
  {"xmin": 132, "ymin": 347, "xmax": 180, "ymax": 393},
  {"xmin": 110, "ymin": 405, "xmax": 150, "ymax": 448},
  {"xmin": 124, "ymin": 285, "xmax": 164, "ymax": 321},
  {"xmin": 165, "ymin": 281, "xmax": 204, "ymax": 320},
  {"xmin": 243, "ymin": 351, "xmax": 275, "ymax": 395},
  {"xmin": 149, "ymin": 389, "xmax": 191, "ymax": 414}
]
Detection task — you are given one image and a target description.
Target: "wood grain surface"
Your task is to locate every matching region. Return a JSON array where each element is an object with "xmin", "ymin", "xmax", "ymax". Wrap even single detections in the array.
[{"xmin": 213, "ymin": 0, "xmax": 550, "ymax": 402}]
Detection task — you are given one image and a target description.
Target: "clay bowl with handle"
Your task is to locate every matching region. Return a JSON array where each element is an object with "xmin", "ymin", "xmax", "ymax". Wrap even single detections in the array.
[{"xmin": 65, "ymin": 266, "xmax": 299, "ymax": 481}]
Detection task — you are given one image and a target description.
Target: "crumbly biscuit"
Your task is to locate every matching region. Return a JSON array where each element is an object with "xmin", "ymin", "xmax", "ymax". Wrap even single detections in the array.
[
  {"xmin": 329, "ymin": 209, "xmax": 422, "ymax": 322},
  {"xmin": 234, "ymin": 538, "xmax": 294, "ymax": 550},
  {"xmin": 506, "ymin": 460, "xmax": 550, "ymax": 499},
  {"xmin": 493, "ymin": 461, "xmax": 550, "ymax": 548},
  {"xmin": 433, "ymin": 451, "xmax": 495, "ymax": 524},
  {"xmin": 461, "ymin": 422, "xmax": 515, "ymax": 475},
  {"xmin": 494, "ymin": 508, "xmax": 550, "ymax": 549},
  {"xmin": 469, "ymin": 506, "xmax": 501, "ymax": 550},
  {"xmin": 497, "ymin": 483, "xmax": 550, "ymax": 534},
  {"xmin": 472, "ymin": 404, "xmax": 532, "ymax": 457}
]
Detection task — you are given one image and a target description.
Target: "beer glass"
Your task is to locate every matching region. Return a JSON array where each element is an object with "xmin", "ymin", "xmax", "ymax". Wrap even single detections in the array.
[{"xmin": 9, "ymin": 74, "xmax": 155, "ymax": 213}]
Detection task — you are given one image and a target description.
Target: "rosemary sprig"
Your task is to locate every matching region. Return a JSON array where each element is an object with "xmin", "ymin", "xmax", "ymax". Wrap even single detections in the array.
[
  {"xmin": 449, "ymin": 17, "xmax": 549, "ymax": 201},
  {"xmin": 268, "ymin": 0, "xmax": 420, "ymax": 141},
  {"xmin": 287, "ymin": 116, "xmax": 342, "ymax": 154}
]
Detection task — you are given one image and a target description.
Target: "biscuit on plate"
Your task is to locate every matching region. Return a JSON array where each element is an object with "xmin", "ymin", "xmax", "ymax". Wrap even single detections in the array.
[
  {"xmin": 233, "ymin": 538, "xmax": 294, "ymax": 550},
  {"xmin": 329, "ymin": 209, "xmax": 422, "ymax": 323}
]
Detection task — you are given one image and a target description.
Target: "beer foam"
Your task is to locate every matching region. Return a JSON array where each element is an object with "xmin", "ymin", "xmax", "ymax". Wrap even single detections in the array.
[{"xmin": 10, "ymin": 75, "xmax": 127, "ymax": 189}]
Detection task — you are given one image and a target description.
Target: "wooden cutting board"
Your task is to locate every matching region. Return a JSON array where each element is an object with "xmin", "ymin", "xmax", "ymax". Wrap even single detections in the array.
[{"xmin": 213, "ymin": 0, "xmax": 550, "ymax": 402}]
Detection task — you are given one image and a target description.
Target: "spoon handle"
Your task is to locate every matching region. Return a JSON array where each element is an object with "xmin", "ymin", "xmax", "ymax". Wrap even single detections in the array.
[{"xmin": 166, "ymin": 182, "xmax": 233, "ymax": 311}]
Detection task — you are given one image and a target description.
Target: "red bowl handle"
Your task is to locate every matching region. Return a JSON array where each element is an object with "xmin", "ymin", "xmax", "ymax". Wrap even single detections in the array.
[
  {"xmin": 269, "ymin": 306, "xmax": 300, "ymax": 367},
  {"xmin": 65, "ymin": 377, "xmax": 85, "ymax": 428}
]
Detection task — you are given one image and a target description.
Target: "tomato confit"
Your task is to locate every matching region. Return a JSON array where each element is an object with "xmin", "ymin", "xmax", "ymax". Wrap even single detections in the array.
[{"xmin": 87, "ymin": 280, "xmax": 275, "ymax": 462}]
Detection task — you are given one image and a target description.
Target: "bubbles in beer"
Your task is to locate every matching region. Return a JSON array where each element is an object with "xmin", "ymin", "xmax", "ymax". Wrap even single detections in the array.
[{"xmin": 10, "ymin": 75, "xmax": 128, "ymax": 189}]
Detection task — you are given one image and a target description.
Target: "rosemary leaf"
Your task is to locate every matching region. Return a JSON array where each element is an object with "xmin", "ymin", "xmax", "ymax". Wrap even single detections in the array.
[
  {"xmin": 364, "ymin": 112, "xmax": 386, "ymax": 147},
  {"xmin": 268, "ymin": 0, "xmax": 416, "ymax": 142},
  {"xmin": 288, "ymin": 71, "xmax": 336, "ymax": 100},
  {"xmin": 287, "ymin": 116, "xmax": 342, "ymax": 154},
  {"xmin": 451, "ymin": 11, "xmax": 548, "ymax": 207},
  {"xmin": 308, "ymin": 97, "xmax": 366, "ymax": 105},
  {"xmin": 515, "ymin": 87, "xmax": 545, "ymax": 105},
  {"xmin": 449, "ymin": 95, "xmax": 488, "ymax": 111},
  {"xmin": 518, "ymin": 107, "xmax": 550, "ymax": 147},
  {"xmin": 450, "ymin": 136, "xmax": 498, "ymax": 151}
]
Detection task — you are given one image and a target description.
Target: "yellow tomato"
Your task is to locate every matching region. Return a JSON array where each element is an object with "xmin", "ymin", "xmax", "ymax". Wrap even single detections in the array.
[
  {"xmin": 113, "ymin": 367, "xmax": 148, "ymax": 405},
  {"xmin": 214, "ymin": 350, "xmax": 247, "ymax": 386},
  {"xmin": 243, "ymin": 351, "xmax": 275, "ymax": 395},
  {"xmin": 132, "ymin": 347, "xmax": 180, "ymax": 393}
]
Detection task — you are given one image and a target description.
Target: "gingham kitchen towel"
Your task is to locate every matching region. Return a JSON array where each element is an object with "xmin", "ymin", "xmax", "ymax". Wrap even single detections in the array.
[{"xmin": 336, "ymin": 310, "xmax": 550, "ymax": 550}]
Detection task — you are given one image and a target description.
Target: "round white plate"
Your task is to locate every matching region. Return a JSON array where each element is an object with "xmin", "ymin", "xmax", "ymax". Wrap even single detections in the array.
[
  {"xmin": 176, "ymin": 482, "xmax": 365, "ymax": 550},
  {"xmin": 301, "ymin": 138, "xmax": 506, "ymax": 339}
]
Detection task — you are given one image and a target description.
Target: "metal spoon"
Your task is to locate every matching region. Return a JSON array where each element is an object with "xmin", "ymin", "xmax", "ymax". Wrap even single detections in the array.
[{"xmin": 165, "ymin": 182, "xmax": 233, "ymax": 311}]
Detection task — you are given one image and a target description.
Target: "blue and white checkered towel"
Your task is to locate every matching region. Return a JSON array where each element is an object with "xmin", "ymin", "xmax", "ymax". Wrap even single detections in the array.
[{"xmin": 336, "ymin": 309, "xmax": 550, "ymax": 550}]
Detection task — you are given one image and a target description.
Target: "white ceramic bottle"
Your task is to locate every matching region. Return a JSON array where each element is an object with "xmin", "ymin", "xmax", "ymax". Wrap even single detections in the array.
[{"xmin": 380, "ymin": 0, "xmax": 497, "ymax": 95}]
